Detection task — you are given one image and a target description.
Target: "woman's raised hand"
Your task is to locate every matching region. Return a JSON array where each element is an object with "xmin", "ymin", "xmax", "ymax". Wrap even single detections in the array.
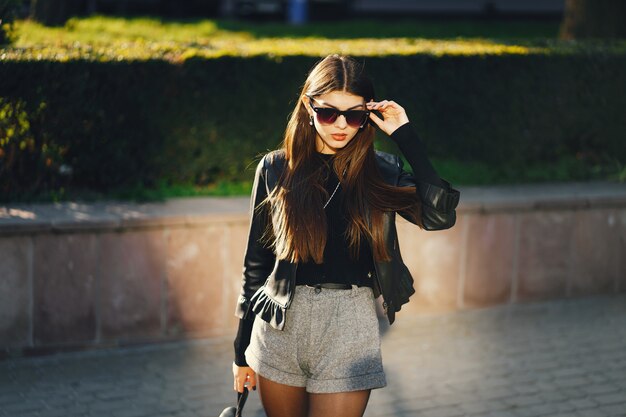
[
  {"xmin": 233, "ymin": 362, "xmax": 257, "ymax": 393},
  {"xmin": 366, "ymin": 99, "xmax": 410, "ymax": 136}
]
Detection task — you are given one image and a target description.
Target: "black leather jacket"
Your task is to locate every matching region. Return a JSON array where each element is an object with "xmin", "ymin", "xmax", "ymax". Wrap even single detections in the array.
[{"xmin": 234, "ymin": 148, "xmax": 460, "ymax": 330}]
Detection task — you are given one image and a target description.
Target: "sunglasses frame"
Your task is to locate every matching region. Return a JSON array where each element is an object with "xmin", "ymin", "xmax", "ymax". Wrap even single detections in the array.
[{"xmin": 305, "ymin": 94, "xmax": 370, "ymax": 129}]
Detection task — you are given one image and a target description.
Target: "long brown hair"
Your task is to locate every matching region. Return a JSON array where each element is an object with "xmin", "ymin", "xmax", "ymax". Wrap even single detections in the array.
[{"xmin": 260, "ymin": 54, "xmax": 422, "ymax": 264}]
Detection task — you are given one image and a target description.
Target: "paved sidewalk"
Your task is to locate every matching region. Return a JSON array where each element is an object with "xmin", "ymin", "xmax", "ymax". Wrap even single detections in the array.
[{"xmin": 1, "ymin": 294, "xmax": 625, "ymax": 417}]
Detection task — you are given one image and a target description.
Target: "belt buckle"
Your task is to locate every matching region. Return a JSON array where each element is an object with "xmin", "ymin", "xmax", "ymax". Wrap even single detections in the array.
[{"xmin": 306, "ymin": 283, "xmax": 322, "ymax": 294}]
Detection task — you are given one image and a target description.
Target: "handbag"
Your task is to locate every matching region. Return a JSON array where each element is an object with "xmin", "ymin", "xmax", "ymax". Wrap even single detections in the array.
[{"xmin": 218, "ymin": 386, "xmax": 248, "ymax": 417}]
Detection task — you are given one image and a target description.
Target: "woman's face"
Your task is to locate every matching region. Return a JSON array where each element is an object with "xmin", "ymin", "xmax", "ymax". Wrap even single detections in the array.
[{"xmin": 305, "ymin": 91, "xmax": 367, "ymax": 154}]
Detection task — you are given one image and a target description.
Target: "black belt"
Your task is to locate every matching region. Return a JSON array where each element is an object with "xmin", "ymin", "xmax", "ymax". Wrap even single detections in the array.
[{"xmin": 305, "ymin": 283, "xmax": 352, "ymax": 290}]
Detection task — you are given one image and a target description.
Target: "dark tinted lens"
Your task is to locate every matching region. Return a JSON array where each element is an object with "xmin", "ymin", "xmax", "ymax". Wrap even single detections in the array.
[
  {"xmin": 316, "ymin": 108, "xmax": 338, "ymax": 124},
  {"xmin": 315, "ymin": 108, "xmax": 368, "ymax": 127},
  {"xmin": 345, "ymin": 111, "xmax": 368, "ymax": 127}
]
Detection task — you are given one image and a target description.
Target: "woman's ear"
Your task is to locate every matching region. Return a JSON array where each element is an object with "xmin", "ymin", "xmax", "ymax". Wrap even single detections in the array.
[{"xmin": 303, "ymin": 98, "xmax": 314, "ymax": 117}]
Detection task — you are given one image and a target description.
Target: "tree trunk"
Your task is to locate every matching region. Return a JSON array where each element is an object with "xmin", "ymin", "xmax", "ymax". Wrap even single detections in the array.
[{"xmin": 560, "ymin": 0, "xmax": 626, "ymax": 39}]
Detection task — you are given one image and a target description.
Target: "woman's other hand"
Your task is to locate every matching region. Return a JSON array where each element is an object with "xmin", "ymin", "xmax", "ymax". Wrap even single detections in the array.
[
  {"xmin": 233, "ymin": 362, "xmax": 257, "ymax": 393},
  {"xmin": 366, "ymin": 99, "xmax": 410, "ymax": 136}
]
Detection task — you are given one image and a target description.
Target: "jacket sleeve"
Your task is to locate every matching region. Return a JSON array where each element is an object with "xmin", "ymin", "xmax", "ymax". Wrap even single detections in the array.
[
  {"xmin": 391, "ymin": 123, "xmax": 460, "ymax": 230},
  {"xmin": 234, "ymin": 155, "xmax": 277, "ymax": 320}
]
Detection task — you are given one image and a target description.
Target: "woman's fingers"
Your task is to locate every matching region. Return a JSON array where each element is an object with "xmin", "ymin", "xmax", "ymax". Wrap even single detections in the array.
[
  {"xmin": 367, "ymin": 99, "xmax": 409, "ymax": 136},
  {"xmin": 247, "ymin": 371, "xmax": 257, "ymax": 391},
  {"xmin": 234, "ymin": 366, "xmax": 256, "ymax": 392},
  {"xmin": 235, "ymin": 373, "xmax": 246, "ymax": 393},
  {"xmin": 233, "ymin": 363, "xmax": 257, "ymax": 393},
  {"xmin": 233, "ymin": 364, "xmax": 240, "ymax": 392},
  {"xmin": 367, "ymin": 100, "xmax": 387, "ymax": 110},
  {"xmin": 367, "ymin": 100, "xmax": 397, "ymax": 110},
  {"xmin": 367, "ymin": 100, "xmax": 403, "ymax": 118},
  {"xmin": 369, "ymin": 111, "xmax": 397, "ymax": 136},
  {"xmin": 368, "ymin": 111, "xmax": 384, "ymax": 128}
]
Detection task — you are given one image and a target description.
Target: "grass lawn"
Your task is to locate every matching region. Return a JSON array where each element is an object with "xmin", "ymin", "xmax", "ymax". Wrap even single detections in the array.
[{"xmin": 35, "ymin": 156, "xmax": 623, "ymax": 202}]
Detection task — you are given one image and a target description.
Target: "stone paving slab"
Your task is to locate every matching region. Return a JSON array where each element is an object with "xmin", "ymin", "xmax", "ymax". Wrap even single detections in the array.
[{"xmin": 1, "ymin": 293, "xmax": 626, "ymax": 417}]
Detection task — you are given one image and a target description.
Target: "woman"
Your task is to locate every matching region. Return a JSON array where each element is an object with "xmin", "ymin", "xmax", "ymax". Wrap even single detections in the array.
[{"xmin": 232, "ymin": 54, "xmax": 460, "ymax": 417}]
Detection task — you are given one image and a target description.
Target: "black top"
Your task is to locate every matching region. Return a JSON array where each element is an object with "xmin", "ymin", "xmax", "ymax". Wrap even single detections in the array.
[
  {"xmin": 234, "ymin": 122, "xmax": 444, "ymax": 366},
  {"xmin": 294, "ymin": 151, "xmax": 377, "ymax": 288}
]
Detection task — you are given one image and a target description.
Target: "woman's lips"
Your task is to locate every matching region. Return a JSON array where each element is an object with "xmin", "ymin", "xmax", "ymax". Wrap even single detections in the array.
[{"xmin": 331, "ymin": 134, "xmax": 347, "ymax": 141}]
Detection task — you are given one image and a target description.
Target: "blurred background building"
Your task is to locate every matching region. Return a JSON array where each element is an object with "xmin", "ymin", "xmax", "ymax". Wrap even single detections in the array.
[
  {"xmin": 21, "ymin": 0, "xmax": 565, "ymax": 22},
  {"xmin": 223, "ymin": 0, "xmax": 564, "ymax": 19}
]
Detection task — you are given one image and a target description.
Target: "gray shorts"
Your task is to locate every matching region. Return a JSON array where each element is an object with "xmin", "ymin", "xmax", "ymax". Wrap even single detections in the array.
[{"xmin": 245, "ymin": 284, "xmax": 387, "ymax": 394}]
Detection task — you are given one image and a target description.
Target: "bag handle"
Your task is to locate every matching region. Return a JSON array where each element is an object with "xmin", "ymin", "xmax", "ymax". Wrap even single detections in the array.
[{"xmin": 235, "ymin": 386, "xmax": 249, "ymax": 417}]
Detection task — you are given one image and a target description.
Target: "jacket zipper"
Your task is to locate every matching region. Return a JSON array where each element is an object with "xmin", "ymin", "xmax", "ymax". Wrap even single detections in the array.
[
  {"xmin": 367, "ymin": 208, "xmax": 388, "ymax": 316},
  {"xmin": 371, "ymin": 255, "xmax": 388, "ymax": 315},
  {"xmin": 286, "ymin": 262, "xmax": 299, "ymax": 309}
]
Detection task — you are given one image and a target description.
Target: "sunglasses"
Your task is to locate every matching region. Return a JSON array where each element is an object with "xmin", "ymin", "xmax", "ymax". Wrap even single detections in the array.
[{"xmin": 305, "ymin": 94, "xmax": 370, "ymax": 128}]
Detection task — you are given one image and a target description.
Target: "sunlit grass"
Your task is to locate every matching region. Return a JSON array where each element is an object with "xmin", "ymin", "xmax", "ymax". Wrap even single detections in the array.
[
  {"xmin": 430, "ymin": 155, "xmax": 624, "ymax": 187},
  {"xmin": 6, "ymin": 15, "xmax": 625, "ymax": 62},
  {"xmin": 15, "ymin": 156, "xmax": 621, "ymax": 202},
  {"xmin": 18, "ymin": 179, "xmax": 255, "ymax": 203},
  {"xmin": 13, "ymin": 15, "xmax": 250, "ymax": 45},
  {"xmin": 109, "ymin": 179, "xmax": 254, "ymax": 201},
  {"xmin": 1, "ymin": 38, "xmax": 543, "ymax": 62}
]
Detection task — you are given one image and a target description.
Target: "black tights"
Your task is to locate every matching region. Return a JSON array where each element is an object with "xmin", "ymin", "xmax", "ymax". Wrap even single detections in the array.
[{"xmin": 257, "ymin": 375, "xmax": 372, "ymax": 417}]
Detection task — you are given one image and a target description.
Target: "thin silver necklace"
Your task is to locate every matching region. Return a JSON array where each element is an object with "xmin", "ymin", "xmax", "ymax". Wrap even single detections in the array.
[{"xmin": 323, "ymin": 167, "xmax": 347, "ymax": 209}]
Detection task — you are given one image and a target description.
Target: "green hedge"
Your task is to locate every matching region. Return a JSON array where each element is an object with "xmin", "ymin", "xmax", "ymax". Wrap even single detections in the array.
[
  {"xmin": 0, "ymin": 0, "xmax": 21, "ymax": 45},
  {"xmin": 1, "ymin": 53, "xmax": 625, "ymax": 201}
]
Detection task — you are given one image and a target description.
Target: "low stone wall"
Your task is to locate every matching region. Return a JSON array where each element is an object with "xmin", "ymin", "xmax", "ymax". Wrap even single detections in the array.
[{"xmin": 1, "ymin": 181, "xmax": 625, "ymax": 355}]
